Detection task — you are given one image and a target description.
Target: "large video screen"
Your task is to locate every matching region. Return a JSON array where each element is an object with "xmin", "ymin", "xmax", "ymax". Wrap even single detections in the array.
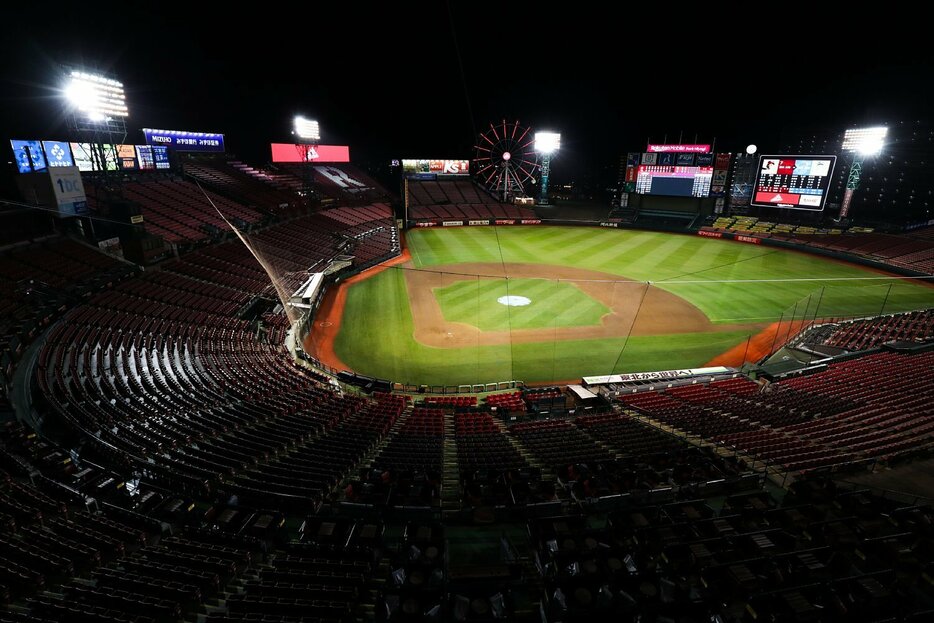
[
  {"xmin": 153, "ymin": 145, "xmax": 171, "ymax": 169},
  {"xmin": 751, "ymin": 155, "xmax": 837, "ymax": 210},
  {"xmin": 70, "ymin": 143, "xmax": 95, "ymax": 171},
  {"xmin": 143, "ymin": 128, "xmax": 225, "ymax": 153},
  {"xmin": 635, "ymin": 162, "xmax": 713, "ymax": 197},
  {"xmin": 42, "ymin": 141, "xmax": 74, "ymax": 168},
  {"xmin": 270, "ymin": 143, "xmax": 351, "ymax": 163},
  {"xmin": 10, "ymin": 140, "xmax": 47, "ymax": 173},
  {"xmin": 402, "ymin": 159, "xmax": 470, "ymax": 175},
  {"xmin": 136, "ymin": 145, "xmax": 155, "ymax": 170}
]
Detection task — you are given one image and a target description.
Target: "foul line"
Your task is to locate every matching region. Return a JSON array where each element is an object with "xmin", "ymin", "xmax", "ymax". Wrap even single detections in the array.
[
  {"xmin": 382, "ymin": 263, "xmax": 933, "ymax": 285},
  {"xmin": 655, "ymin": 249, "xmax": 781, "ymax": 283}
]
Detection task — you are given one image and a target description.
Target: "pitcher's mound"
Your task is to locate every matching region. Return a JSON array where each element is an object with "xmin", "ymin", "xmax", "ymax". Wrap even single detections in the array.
[{"xmin": 497, "ymin": 295, "xmax": 531, "ymax": 307}]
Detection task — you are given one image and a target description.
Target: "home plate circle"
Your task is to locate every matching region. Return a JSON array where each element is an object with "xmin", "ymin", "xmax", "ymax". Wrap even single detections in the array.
[{"xmin": 497, "ymin": 295, "xmax": 531, "ymax": 307}]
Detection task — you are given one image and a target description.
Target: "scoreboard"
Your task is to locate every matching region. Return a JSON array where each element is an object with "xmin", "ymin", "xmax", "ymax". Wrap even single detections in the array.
[
  {"xmin": 752, "ymin": 155, "xmax": 836, "ymax": 210},
  {"xmin": 635, "ymin": 164, "xmax": 713, "ymax": 197}
]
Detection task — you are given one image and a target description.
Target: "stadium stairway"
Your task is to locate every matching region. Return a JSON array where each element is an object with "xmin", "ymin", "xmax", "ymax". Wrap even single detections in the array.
[
  {"xmin": 441, "ymin": 411, "xmax": 460, "ymax": 515},
  {"xmin": 618, "ymin": 403, "xmax": 780, "ymax": 480},
  {"xmin": 491, "ymin": 418, "xmax": 543, "ymax": 472},
  {"xmin": 343, "ymin": 403, "xmax": 415, "ymax": 492}
]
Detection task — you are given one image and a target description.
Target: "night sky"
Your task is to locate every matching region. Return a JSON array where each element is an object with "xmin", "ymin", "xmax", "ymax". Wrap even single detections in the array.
[{"xmin": 2, "ymin": 4, "xmax": 931, "ymax": 187}]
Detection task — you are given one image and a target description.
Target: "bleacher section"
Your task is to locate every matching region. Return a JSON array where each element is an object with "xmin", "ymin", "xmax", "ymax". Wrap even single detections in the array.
[
  {"xmin": 95, "ymin": 177, "xmax": 264, "ymax": 244},
  {"xmin": 312, "ymin": 164, "xmax": 391, "ymax": 203},
  {"xmin": 229, "ymin": 161, "xmax": 304, "ymax": 193},
  {"xmin": 703, "ymin": 217, "xmax": 934, "ymax": 275},
  {"xmin": 406, "ymin": 179, "xmax": 536, "ymax": 222},
  {"xmin": 532, "ymin": 478, "xmax": 934, "ymax": 621},
  {"xmin": 810, "ymin": 309, "xmax": 934, "ymax": 352},
  {"xmin": 619, "ymin": 350, "xmax": 934, "ymax": 472},
  {"xmin": 782, "ymin": 231, "xmax": 934, "ymax": 274},
  {"xmin": 0, "ymin": 238, "xmax": 136, "ymax": 399},
  {"xmin": 182, "ymin": 159, "xmax": 302, "ymax": 215}
]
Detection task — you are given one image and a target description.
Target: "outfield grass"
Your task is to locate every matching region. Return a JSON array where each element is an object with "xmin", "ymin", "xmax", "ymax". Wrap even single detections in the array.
[
  {"xmin": 434, "ymin": 278, "xmax": 608, "ymax": 331},
  {"xmin": 332, "ymin": 227, "xmax": 934, "ymax": 385}
]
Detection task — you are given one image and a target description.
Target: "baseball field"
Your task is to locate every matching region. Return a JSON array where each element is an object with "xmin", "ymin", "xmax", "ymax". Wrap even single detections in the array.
[{"xmin": 306, "ymin": 227, "xmax": 934, "ymax": 386}]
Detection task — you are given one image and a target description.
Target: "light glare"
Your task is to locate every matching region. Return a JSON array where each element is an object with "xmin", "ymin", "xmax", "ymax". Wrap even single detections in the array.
[
  {"xmin": 535, "ymin": 132, "xmax": 561, "ymax": 154},
  {"xmin": 65, "ymin": 70, "xmax": 128, "ymax": 121},
  {"xmin": 842, "ymin": 127, "xmax": 887, "ymax": 155},
  {"xmin": 294, "ymin": 116, "xmax": 320, "ymax": 141}
]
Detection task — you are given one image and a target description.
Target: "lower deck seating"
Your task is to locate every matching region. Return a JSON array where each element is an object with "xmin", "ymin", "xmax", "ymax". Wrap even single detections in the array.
[{"xmin": 619, "ymin": 350, "xmax": 934, "ymax": 472}]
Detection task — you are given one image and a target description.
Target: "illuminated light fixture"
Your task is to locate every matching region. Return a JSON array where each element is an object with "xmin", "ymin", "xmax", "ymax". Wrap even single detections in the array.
[
  {"xmin": 839, "ymin": 126, "xmax": 888, "ymax": 219},
  {"xmin": 746, "ymin": 144, "xmax": 757, "ymax": 155},
  {"xmin": 534, "ymin": 131, "xmax": 561, "ymax": 205},
  {"xmin": 293, "ymin": 116, "xmax": 320, "ymax": 141},
  {"xmin": 65, "ymin": 70, "xmax": 128, "ymax": 122},
  {"xmin": 534, "ymin": 131, "xmax": 561, "ymax": 154},
  {"xmin": 842, "ymin": 126, "xmax": 887, "ymax": 155}
]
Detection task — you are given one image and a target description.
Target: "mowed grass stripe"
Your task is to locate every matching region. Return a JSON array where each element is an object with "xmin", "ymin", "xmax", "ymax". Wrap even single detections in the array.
[
  {"xmin": 435, "ymin": 278, "xmax": 608, "ymax": 331},
  {"xmin": 519, "ymin": 284, "xmax": 583, "ymax": 328},
  {"xmin": 333, "ymin": 227, "xmax": 934, "ymax": 385}
]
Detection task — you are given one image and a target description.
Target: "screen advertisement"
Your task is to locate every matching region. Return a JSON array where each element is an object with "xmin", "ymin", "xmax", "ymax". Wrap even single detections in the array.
[
  {"xmin": 42, "ymin": 141, "xmax": 74, "ymax": 168},
  {"xmin": 153, "ymin": 145, "xmax": 171, "ymax": 169},
  {"xmin": 136, "ymin": 145, "xmax": 155, "ymax": 170},
  {"xmin": 646, "ymin": 144, "xmax": 711, "ymax": 153},
  {"xmin": 100, "ymin": 144, "xmax": 119, "ymax": 171},
  {"xmin": 49, "ymin": 167, "xmax": 88, "ymax": 216},
  {"xmin": 751, "ymin": 155, "xmax": 837, "ymax": 210},
  {"xmin": 142, "ymin": 128, "xmax": 225, "ymax": 152},
  {"xmin": 635, "ymin": 165, "xmax": 713, "ymax": 197},
  {"xmin": 10, "ymin": 140, "xmax": 46, "ymax": 173},
  {"xmin": 70, "ymin": 143, "xmax": 94, "ymax": 171},
  {"xmin": 117, "ymin": 144, "xmax": 137, "ymax": 169},
  {"xmin": 270, "ymin": 143, "xmax": 351, "ymax": 163},
  {"xmin": 401, "ymin": 159, "xmax": 470, "ymax": 175}
]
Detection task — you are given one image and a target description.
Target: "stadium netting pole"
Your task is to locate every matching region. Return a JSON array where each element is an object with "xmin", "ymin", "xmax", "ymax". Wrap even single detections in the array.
[
  {"xmin": 475, "ymin": 273, "xmax": 481, "ymax": 387},
  {"xmin": 550, "ymin": 278, "xmax": 560, "ymax": 384},
  {"xmin": 610, "ymin": 280, "xmax": 649, "ymax": 374},
  {"xmin": 489, "ymin": 225, "xmax": 516, "ymax": 383},
  {"xmin": 768, "ymin": 310, "xmax": 786, "ymax": 357},
  {"xmin": 804, "ymin": 286, "xmax": 827, "ymax": 366},
  {"xmin": 880, "ymin": 282, "xmax": 894, "ymax": 316}
]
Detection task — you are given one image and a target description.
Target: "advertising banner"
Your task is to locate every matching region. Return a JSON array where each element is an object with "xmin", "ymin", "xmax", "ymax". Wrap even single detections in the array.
[
  {"xmin": 42, "ymin": 141, "xmax": 74, "ymax": 168},
  {"xmin": 143, "ymin": 128, "xmax": 225, "ymax": 152},
  {"xmin": 646, "ymin": 144, "xmax": 711, "ymax": 153},
  {"xmin": 49, "ymin": 167, "xmax": 88, "ymax": 216},
  {"xmin": 117, "ymin": 144, "xmax": 137, "ymax": 169},
  {"xmin": 402, "ymin": 159, "xmax": 470, "ymax": 175},
  {"xmin": 70, "ymin": 143, "xmax": 94, "ymax": 171},
  {"xmin": 10, "ymin": 140, "xmax": 46, "ymax": 173},
  {"xmin": 270, "ymin": 143, "xmax": 351, "ymax": 163}
]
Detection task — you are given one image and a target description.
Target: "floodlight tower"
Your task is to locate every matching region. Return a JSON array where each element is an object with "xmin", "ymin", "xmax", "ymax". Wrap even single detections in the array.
[
  {"xmin": 534, "ymin": 132, "xmax": 561, "ymax": 205},
  {"xmin": 292, "ymin": 116, "xmax": 321, "ymax": 205},
  {"xmin": 839, "ymin": 126, "xmax": 887, "ymax": 219},
  {"xmin": 63, "ymin": 69, "xmax": 129, "ymax": 172},
  {"xmin": 293, "ymin": 116, "xmax": 320, "ymax": 143}
]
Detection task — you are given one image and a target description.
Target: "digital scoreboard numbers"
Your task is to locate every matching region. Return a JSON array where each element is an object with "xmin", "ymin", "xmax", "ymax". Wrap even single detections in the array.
[
  {"xmin": 752, "ymin": 155, "xmax": 837, "ymax": 210},
  {"xmin": 635, "ymin": 164, "xmax": 713, "ymax": 198}
]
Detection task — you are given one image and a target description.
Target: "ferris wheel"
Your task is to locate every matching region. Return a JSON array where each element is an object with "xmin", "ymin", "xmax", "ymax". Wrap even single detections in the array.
[{"xmin": 473, "ymin": 120, "xmax": 541, "ymax": 202}]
